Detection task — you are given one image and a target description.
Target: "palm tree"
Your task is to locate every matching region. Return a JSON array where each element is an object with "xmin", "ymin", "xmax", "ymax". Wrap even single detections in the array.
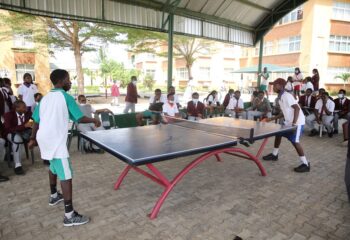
[{"xmin": 334, "ymin": 73, "xmax": 350, "ymax": 89}]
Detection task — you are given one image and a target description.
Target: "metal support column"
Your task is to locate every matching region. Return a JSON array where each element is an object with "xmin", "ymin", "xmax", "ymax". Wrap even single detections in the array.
[
  {"xmin": 167, "ymin": 14, "xmax": 174, "ymax": 89},
  {"xmin": 257, "ymin": 37, "xmax": 264, "ymax": 88}
]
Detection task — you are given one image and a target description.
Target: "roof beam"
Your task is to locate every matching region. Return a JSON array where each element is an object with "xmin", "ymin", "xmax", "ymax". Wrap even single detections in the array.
[
  {"xmin": 234, "ymin": 0, "xmax": 271, "ymax": 13},
  {"xmin": 254, "ymin": 0, "xmax": 307, "ymax": 44}
]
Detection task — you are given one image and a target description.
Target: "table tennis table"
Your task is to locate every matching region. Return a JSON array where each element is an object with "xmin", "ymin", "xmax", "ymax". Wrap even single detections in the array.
[{"xmin": 81, "ymin": 117, "xmax": 294, "ymax": 219}]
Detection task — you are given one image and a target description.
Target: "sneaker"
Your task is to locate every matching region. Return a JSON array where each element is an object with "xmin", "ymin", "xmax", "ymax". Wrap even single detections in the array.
[
  {"xmin": 294, "ymin": 163, "xmax": 310, "ymax": 173},
  {"xmin": 49, "ymin": 192, "xmax": 63, "ymax": 206},
  {"xmin": 333, "ymin": 129, "xmax": 339, "ymax": 134},
  {"xmin": 14, "ymin": 166, "xmax": 25, "ymax": 175},
  {"xmin": 262, "ymin": 153, "xmax": 278, "ymax": 161},
  {"xmin": 63, "ymin": 211, "xmax": 90, "ymax": 227}
]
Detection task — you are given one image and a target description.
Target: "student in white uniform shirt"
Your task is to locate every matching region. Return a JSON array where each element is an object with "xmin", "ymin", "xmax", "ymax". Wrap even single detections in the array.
[
  {"xmin": 29, "ymin": 69, "xmax": 101, "ymax": 227},
  {"xmin": 162, "ymin": 86, "xmax": 181, "ymax": 108},
  {"xmin": 17, "ymin": 73, "xmax": 38, "ymax": 112},
  {"xmin": 306, "ymin": 92, "xmax": 335, "ymax": 138},
  {"xmin": 225, "ymin": 90, "xmax": 246, "ymax": 119},
  {"xmin": 77, "ymin": 95, "xmax": 112, "ymax": 153},
  {"xmin": 301, "ymin": 77, "xmax": 314, "ymax": 92},
  {"xmin": 285, "ymin": 76, "xmax": 294, "ymax": 93},
  {"xmin": 293, "ymin": 67, "xmax": 303, "ymax": 98},
  {"xmin": 162, "ymin": 93, "xmax": 180, "ymax": 118},
  {"xmin": 263, "ymin": 78, "xmax": 310, "ymax": 173}
]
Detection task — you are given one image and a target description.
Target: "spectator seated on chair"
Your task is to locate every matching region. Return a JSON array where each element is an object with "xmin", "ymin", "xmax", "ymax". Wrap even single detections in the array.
[
  {"xmin": 162, "ymin": 86, "xmax": 181, "ymax": 108},
  {"xmin": 77, "ymin": 95, "xmax": 112, "ymax": 153},
  {"xmin": 136, "ymin": 89, "xmax": 164, "ymax": 126},
  {"xmin": 225, "ymin": 90, "xmax": 246, "ymax": 119},
  {"xmin": 333, "ymin": 89, "xmax": 350, "ymax": 134},
  {"xmin": 247, "ymin": 91, "xmax": 272, "ymax": 120},
  {"xmin": 204, "ymin": 90, "xmax": 221, "ymax": 117},
  {"xmin": 3, "ymin": 100, "xmax": 32, "ymax": 175},
  {"xmin": 317, "ymin": 88, "xmax": 334, "ymax": 101},
  {"xmin": 298, "ymin": 88, "xmax": 316, "ymax": 116},
  {"xmin": 162, "ymin": 93, "xmax": 181, "ymax": 123},
  {"xmin": 187, "ymin": 92, "xmax": 205, "ymax": 121},
  {"xmin": 222, "ymin": 89, "xmax": 234, "ymax": 110},
  {"xmin": 306, "ymin": 92, "xmax": 335, "ymax": 138}
]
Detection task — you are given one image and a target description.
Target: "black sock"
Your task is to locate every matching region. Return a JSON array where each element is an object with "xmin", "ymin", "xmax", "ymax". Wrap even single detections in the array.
[
  {"xmin": 64, "ymin": 200, "xmax": 73, "ymax": 213},
  {"xmin": 50, "ymin": 184, "xmax": 57, "ymax": 194}
]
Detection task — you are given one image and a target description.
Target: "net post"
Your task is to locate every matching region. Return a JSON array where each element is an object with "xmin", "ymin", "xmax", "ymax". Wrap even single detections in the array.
[{"xmin": 249, "ymin": 128, "xmax": 254, "ymax": 144}]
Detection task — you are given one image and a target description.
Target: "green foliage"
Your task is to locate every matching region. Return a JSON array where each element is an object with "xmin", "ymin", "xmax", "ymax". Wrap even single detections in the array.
[
  {"xmin": 143, "ymin": 74, "xmax": 156, "ymax": 91},
  {"xmin": 334, "ymin": 73, "xmax": 350, "ymax": 88}
]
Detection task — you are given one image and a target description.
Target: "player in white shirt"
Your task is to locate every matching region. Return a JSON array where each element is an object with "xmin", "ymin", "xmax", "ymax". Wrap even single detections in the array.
[
  {"xmin": 225, "ymin": 90, "xmax": 246, "ymax": 119},
  {"xmin": 306, "ymin": 92, "xmax": 335, "ymax": 137},
  {"xmin": 161, "ymin": 86, "xmax": 181, "ymax": 108},
  {"xmin": 17, "ymin": 73, "xmax": 38, "ymax": 112},
  {"xmin": 263, "ymin": 78, "xmax": 310, "ymax": 173}
]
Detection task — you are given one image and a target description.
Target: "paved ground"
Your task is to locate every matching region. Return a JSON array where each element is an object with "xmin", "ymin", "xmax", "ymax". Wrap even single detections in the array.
[{"xmin": 0, "ymin": 124, "xmax": 349, "ymax": 240}]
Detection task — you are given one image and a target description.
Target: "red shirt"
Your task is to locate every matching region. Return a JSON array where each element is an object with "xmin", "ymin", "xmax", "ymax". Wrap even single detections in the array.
[
  {"xmin": 125, "ymin": 83, "xmax": 138, "ymax": 103},
  {"xmin": 111, "ymin": 84, "xmax": 120, "ymax": 97}
]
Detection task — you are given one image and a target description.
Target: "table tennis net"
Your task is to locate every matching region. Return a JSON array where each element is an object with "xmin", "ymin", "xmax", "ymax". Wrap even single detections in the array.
[{"xmin": 165, "ymin": 117, "xmax": 255, "ymax": 143}]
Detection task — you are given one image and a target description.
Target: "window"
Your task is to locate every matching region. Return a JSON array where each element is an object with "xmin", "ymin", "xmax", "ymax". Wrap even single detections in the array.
[
  {"xmin": 199, "ymin": 67, "xmax": 210, "ymax": 80},
  {"xmin": 278, "ymin": 36, "xmax": 301, "ymax": 53},
  {"xmin": 241, "ymin": 48, "xmax": 249, "ymax": 58},
  {"xmin": 144, "ymin": 69, "xmax": 156, "ymax": 78},
  {"xmin": 333, "ymin": 1, "xmax": 350, "ymax": 21},
  {"xmin": 15, "ymin": 64, "xmax": 34, "ymax": 82},
  {"xmin": 224, "ymin": 68, "xmax": 235, "ymax": 81},
  {"xmin": 278, "ymin": 6, "xmax": 303, "ymax": 25},
  {"xmin": 263, "ymin": 41, "xmax": 273, "ymax": 55},
  {"xmin": 13, "ymin": 33, "xmax": 34, "ymax": 49},
  {"xmin": 327, "ymin": 67, "xmax": 350, "ymax": 82},
  {"xmin": 329, "ymin": 35, "xmax": 350, "ymax": 53},
  {"xmin": 176, "ymin": 68, "xmax": 188, "ymax": 79}
]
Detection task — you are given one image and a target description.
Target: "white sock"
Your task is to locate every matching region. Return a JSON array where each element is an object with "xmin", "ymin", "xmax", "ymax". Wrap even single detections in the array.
[
  {"xmin": 15, "ymin": 163, "xmax": 22, "ymax": 168},
  {"xmin": 272, "ymin": 148, "xmax": 279, "ymax": 156},
  {"xmin": 300, "ymin": 156, "xmax": 308, "ymax": 165},
  {"xmin": 51, "ymin": 192, "xmax": 58, "ymax": 198},
  {"xmin": 65, "ymin": 210, "xmax": 74, "ymax": 219}
]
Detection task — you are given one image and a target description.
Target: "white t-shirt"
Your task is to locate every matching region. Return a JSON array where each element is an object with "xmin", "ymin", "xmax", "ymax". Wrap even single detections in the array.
[
  {"xmin": 162, "ymin": 102, "xmax": 179, "ymax": 117},
  {"xmin": 226, "ymin": 97, "xmax": 244, "ymax": 110},
  {"xmin": 278, "ymin": 91, "xmax": 305, "ymax": 126},
  {"xmin": 315, "ymin": 99, "xmax": 335, "ymax": 114},
  {"xmin": 293, "ymin": 73, "xmax": 303, "ymax": 87},
  {"xmin": 261, "ymin": 72, "xmax": 269, "ymax": 86},
  {"xmin": 161, "ymin": 94, "xmax": 179, "ymax": 104},
  {"xmin": 302, "ymin": 82, "xmax": 314, "ymax": 91},
  {"xmin": 285, "ymin": 81, "xmax": 294, "ymax": 91},
  {"xmin": 207, "ymin": 95, "xmax": 219, "ymax": 106},
  {"xmin": 17, "ymin": 83, "xmax": 38, "ymax": 107},
  {"xmin": 149, "ymin": 95, "xmax": 164, "ymax": 104}
]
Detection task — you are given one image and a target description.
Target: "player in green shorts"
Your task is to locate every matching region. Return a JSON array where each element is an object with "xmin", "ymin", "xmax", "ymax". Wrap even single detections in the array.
[{"xmin": 29, "ymin": 69, "xmax": 101, "ymax": 226}]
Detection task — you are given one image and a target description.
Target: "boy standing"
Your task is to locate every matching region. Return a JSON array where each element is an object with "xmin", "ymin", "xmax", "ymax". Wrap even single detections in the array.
[
  {"xmin": 29, "ymin": 69, "xmax": 101, "ymax": 226},
  {"xmin": 263, "ymin": 78, "xmax": 310, "ymax": 173},
  {"xmin": 18, "ymin": 73, "xmax": 38, "ymax": 112}
]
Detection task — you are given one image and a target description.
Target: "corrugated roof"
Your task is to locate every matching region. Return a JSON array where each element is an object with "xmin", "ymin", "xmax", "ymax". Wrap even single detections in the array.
[{"xmin": 0, "ymin": 0, "xmax": 307, "ymax": 46}]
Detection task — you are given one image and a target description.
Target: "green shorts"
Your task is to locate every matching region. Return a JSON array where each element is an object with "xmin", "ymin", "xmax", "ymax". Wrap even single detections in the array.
[
  {"xmin": 49, "ymin": 158, "xmax": 73, "ymax": 181},
  {"xmin": 143, "ymin": 110, "xmax": 160, "ymax": 118},
  {"xmin": 259, "ymin": 84, "xmax": 267, "ymax": 91}
]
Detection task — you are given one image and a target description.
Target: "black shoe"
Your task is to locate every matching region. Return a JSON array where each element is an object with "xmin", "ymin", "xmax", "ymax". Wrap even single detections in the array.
[
  {"xmin": 308, "ymin": 129, "xmax": 318, "ymax": 137},
  {"xmin": 43, "ymin": 160, "xmax": 50, "ymax": 166},
  {"xmin": 14, "ymin": 166, "xmax": 25, "ymax": 175},
  {"xmin": 294, "ymin": 163, "xmax": 310, "ymax": 173},
  {"xmin": 262, "ymin": 153, "xmax": 278, "ymax": 161},
  {"xmin": 328, "ymin": 131, "xmax": 333, "ymax": 138},
  {"xmin": 0, "ymin": 175, "xmax": 9, "ymax": 182},
  {"xmin": 333, "ymin": 129, "xmax": 338, "ymax": 134}
]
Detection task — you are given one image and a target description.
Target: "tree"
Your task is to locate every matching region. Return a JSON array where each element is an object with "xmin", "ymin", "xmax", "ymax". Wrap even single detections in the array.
[
  {"xmin": 0, "ymin": 11, "xmax": 125, "ymax": 94},
  {"xmin": 124, "ymin": 29, "xmax": 213, "ymax": 81},
  {"xmin": 83, "ymin": 68, "xmax": 98, "ymax": 86},
  {"xmin": 334, "ymin": 73, "xmax": 350, "ymax": 89},
  {"xmin": 143, "ymin": 74, "xmax": 156, "ymax": 91}
]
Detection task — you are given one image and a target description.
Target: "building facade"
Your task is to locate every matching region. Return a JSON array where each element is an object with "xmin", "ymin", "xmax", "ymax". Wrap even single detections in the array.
[
  {"xmin": 241, "ymin": 0, "xmax": 350, "ymax": 92},
  {"xmin": 0, "ymin": 10, "xmax": 51, "ymax": 94}
]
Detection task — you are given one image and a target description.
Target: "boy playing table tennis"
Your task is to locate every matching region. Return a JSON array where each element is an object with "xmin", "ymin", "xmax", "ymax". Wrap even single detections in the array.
[
  {"xmin": 263, "ymin": 78, "xmax": 310, "ymax": 173},
  {"xmin": 29, "ymin": 69, "xmax": 101, "ymax": 226}
]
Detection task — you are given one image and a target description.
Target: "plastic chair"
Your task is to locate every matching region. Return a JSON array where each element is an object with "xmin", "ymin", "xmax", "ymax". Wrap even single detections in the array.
[{"xmin": 5, "ymin": 138, "xmax": 34, "ymax": 168}]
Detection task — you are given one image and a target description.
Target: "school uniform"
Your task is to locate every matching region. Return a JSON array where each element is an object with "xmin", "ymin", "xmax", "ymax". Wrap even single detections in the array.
[
  {"xmin": 225, "ymin": 97, "xmax": 246, "ymax": 119},
  {"xmin": 222, "ymin": 93, "xmax": 231, "ymax": 108},
  {"xmin": 4, "ymin": 110, "xmax": 32, "ymax": 168},
  {"xmin": 277, "ymin": 91, "xmax": 305, "ymax": 143},
  {"xmin": 305, "ymin": 98, "xmax": 335, "ymax": 133},
  {"xmin": 161, "ymin": 94, "xmax": 180, "ymax": 107},
  {"xmin": 333, "ymin": 97, "xmax": 350, "ymax": 131},
  {"xmin": 247, "ymin": 97, "xmax": 272, "ymax": 120},
  {"xmin": 302, "ymin": 82, "xmax": 314, "ymax": 92},
  {"xmin": 299, "ymin": 94, "xmax": 317, "ymax": 116},
  {"xmin": 124, "ymin": 82, "xmax": 138, "ymax": 113},
  {"xmin": 293, "ymin": 73, "xmax": 303, "ymax": 91},
  {"xmin": 187, "ymin": 100, "xmax": 205, "ymax": 121},
  {"xmin": 32, "ymin": 88, "xmax": 84, "ymax": 181},
  {"xmin": 285, "ymin": 81, "xmax": 294, "ymax": 93},
  {"xmin": 77, "ymin": 104, "xmax": 105, "ymax": 151},
  {"xmin": 18, "ymin": 83, "xmax": 38, "ymax": 112},
  {"xmin": 162, "ymin": 102, "xmax": 179, "ymax": 117}
]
